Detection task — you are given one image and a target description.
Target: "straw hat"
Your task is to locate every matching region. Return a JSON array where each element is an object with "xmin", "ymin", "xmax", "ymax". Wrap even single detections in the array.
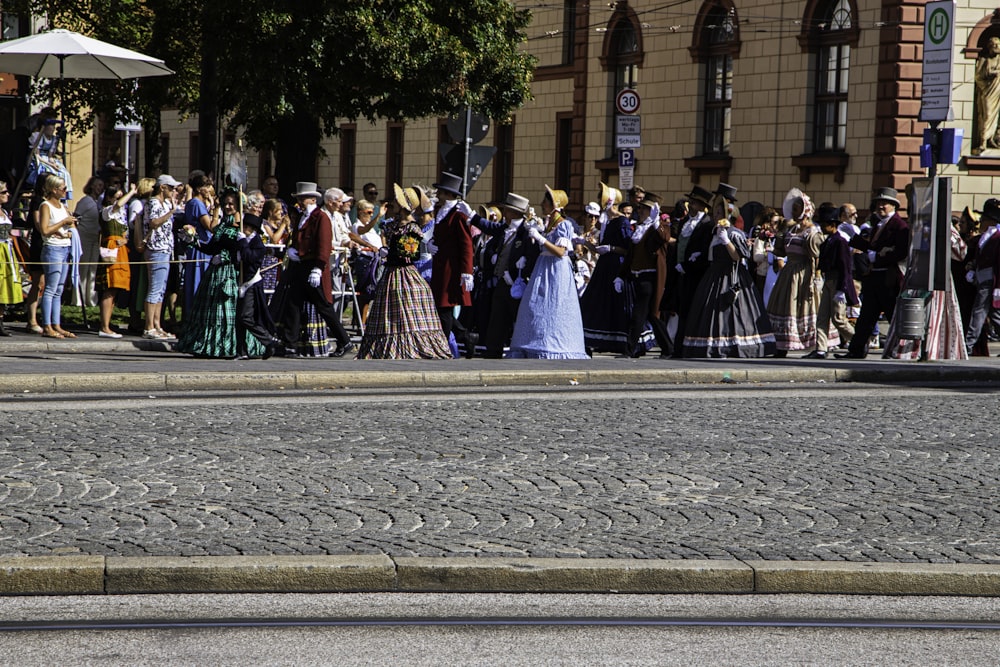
[
  {"xmin": 598, "ymin": 182, "xmax": 623, "ymax": 207},
  {"xmin": 544, "ymin": 185, "xmax": 569, "ymax": 210}
]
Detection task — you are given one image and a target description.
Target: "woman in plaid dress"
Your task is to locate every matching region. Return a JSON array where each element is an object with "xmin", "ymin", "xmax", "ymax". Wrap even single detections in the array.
[
  {"xmin": 175, "ymin": 191, "xmax": 264, "ymax": 359},
  {"xmin": 358, "ymin": 185, "xmax": 451, "ymax": 359}
]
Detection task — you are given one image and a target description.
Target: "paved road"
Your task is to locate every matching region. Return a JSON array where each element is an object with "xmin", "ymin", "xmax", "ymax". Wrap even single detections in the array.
[
  {"xmin": 3, "ymin": 592, "xmax": 1000, "ymax": 666},
  {"xmin": 2, "ymin": 385, "xmax": 998, "ymax": 564}
]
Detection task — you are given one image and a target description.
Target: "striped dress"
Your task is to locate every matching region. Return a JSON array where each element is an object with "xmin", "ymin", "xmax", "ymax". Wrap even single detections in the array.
[
  {"xmin": 358, "ymin": 219, "xmax": 451, "ymax": 359},
  {"xmin": 767, "ymin": 227, "xmax": 821, "ymax": 351}
]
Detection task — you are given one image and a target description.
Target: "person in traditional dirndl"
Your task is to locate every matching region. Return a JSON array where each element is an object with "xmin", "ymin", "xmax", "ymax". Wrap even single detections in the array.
[
  {"xmin": 507, "ymin": 187, "xmax": 589, "ymax": 359},
  {"xmin": 766, "ymin": 189, "xmax": 822, "ymax": 357},
  {"xmin": 682, "ymin": 219, "xmax": 776, "ymax": 358},
  {"xmin": 174, "ymin": 191, "xmax": 263, "ymax": 359},
  {"xmin": 357, "ymin": 185, "xmax": 451, "ymax": 359},
  {"xmin": 0, "ymin": 183, "xmax": 23, "ymax": 336}
]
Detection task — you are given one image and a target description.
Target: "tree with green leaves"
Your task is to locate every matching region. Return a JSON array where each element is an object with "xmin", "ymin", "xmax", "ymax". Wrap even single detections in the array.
[{"xmin": 7, "ymin": 0, "xmax": 535, "ymax": 192}]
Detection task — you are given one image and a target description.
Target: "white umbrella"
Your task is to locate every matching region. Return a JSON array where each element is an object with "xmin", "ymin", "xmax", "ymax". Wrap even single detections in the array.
[{"xmin": 0, "ymin": 28, "xmax": 173, "ymax": 80}]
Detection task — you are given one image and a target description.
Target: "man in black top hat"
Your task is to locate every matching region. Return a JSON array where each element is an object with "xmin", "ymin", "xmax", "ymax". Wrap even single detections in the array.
[
  {"xmin": 837, "ymin": 187, "xmax": 910, "ymax": 358},
  {"xmin": 430, "ymin": 172, "xmax": 475, "ymax": 343},
  {"xmin": 672, "ymin": 185, "xmax": 715, "ymax": 356}
]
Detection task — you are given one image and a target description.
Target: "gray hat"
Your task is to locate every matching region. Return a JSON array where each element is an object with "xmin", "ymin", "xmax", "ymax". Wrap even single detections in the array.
[
  {"xmin": 502, "ymin": 192, "xmax": 529, "ymax": 214},
  {"xmin": 293, "ymin": 181, "xmax": 322, "ymax": 199},
  {"xmin": 872, "ymin": 187, "xmax": 901, "ymax": 208},
  {"xmin": 156, "ymin": 174, "xmax": 181, "ymax": 188}
]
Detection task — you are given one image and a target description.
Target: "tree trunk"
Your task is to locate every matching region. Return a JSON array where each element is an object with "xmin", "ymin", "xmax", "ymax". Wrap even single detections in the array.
[
  {"xmin": 197, "ymin": 5, "xmax": 219, "ymax": 181},
  {"xmin": 143, "ymin": 114, "xmax": 163, "ymax": 177},
  {"xmin": 274, "ymin": 111, "xmax": 321, "ymax": 202}
]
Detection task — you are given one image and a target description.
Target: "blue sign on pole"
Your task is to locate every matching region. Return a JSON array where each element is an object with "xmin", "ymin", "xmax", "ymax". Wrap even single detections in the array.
[{"xmin": 619, "ymin": 149, "xmax": 635, "ymax": 168}]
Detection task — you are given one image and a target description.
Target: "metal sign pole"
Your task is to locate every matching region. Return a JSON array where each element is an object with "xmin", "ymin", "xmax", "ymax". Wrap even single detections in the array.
[{"xmin": 461, "ymin": 107, "xmax": 471, "ymax": 199}]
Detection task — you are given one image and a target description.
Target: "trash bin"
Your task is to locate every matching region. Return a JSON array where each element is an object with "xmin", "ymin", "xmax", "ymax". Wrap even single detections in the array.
[{"xmin": 898, "ymin": 296, "xmax": 926, "ymax": 340}]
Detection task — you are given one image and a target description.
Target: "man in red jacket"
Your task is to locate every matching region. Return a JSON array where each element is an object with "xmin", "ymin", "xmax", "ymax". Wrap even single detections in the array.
[
  {"xmin": 279, "ymin": 181, "xmax": 355, "ymax": 358},
  {"xmin": 430, "ymin": 172, "xmax": 474, "ymax": 343}
]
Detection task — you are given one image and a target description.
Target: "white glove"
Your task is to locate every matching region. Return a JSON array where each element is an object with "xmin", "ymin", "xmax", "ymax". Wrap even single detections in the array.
[
  {"xmin": 461, "ymin": 273, "xmax": 474, "ymax": 292},
  {"xmin": 515, "ymin": 256, "xmax": 527, "ymax": 270},
  {"xmin": 308, "ymin": 268, "xmax": 322, "ymax": 288},
  {"xmin": 455, "ymin": 200, "xmax": 473, "ymax": 218},
  {"xmin": 490, "ymin": 253, "xmax": 498, "ymax": 265},
  {"xmin": 378, "ymin": 246, "xmax": 388, "ymax": 258},
  {"xmin": 690, "ymin": 251, "xmax": 701, "ymax": 262},
  {"xmin": 613, "ymin": 277, "xmax": 624, "ymax": 293},
  {"xmin": 834, "ymin": 291, "xmax": 846, "ymax": 304},
  {"xmin": 528, "ymin": 227, "xmax": 546, "ymax": 246},
  {"xmin": 649, "ymin": 203, "xmax": 661, "ymax": 223},
  {"xmin": 596, "ymin": 244, "xmax": 611, "ymax": 255},
  {"xmin": 286, "ymin": 247, "xmax": 300, "ymax": 262},
  {"xmin": 867, "ymin": 250, "xmax": 876, "ymax": 263},
  {"xmin": 209, "ymin": 255, "xmax": 223, "ymax": 266},
  {"xmin": 715, "ymin": 227, "xmax": 729, "ymax": 244},
  {"xmin": 503, "ymin": 270, "xmax": 514, "ymax": 286},
  {"xmin": 675, "ymin": 263, "xmax": 685, "ymax": 275},
  {"xmin": 426, "ymin": 238, "xmax": 439, "ymax": 255},
  {"xmin": 966, "ymin": 270, "xmax": 975, "ymax": 283}
]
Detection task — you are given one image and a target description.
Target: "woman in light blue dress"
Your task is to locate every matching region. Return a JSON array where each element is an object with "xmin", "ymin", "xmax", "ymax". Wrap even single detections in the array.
[{"xmin": 508, "ymin": 190, "xmax": 588, "ymax": 359}]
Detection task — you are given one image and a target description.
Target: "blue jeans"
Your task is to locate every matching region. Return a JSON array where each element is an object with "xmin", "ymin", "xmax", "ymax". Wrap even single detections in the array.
[
  {"xmin": 145, "ymin": 250, "xmax": 170, "ymax": 304},
  {"xmin": 40, "ymin": 243, "xmax": 71, "ymax": 326}
]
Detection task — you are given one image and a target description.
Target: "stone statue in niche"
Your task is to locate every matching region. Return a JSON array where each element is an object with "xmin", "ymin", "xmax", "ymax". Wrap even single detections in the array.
[{"xmin": 973, "ymin": 36, "xmax": 1000, "ymax": 155}]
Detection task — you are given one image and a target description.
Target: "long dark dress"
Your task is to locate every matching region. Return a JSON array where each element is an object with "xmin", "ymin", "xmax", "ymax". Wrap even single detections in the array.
[
  {"xmin": 580, "ymin": 214, "xmax": 652, "ymax": 352},
  {"xmin": 175, "ymin": 222, "xmax": 264, "ymax": 359},
  {"xmin": 682, "ymin": 228, "xmax": 776, "ymax": 358},
  {"xmin": 358, "ymin": 219, "xmax": 451, "ymax": 359}
]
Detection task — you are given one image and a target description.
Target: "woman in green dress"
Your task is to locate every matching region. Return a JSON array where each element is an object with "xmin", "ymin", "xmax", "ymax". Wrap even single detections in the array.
[{"xmin": 175, "ymin": 190, "xmax": 263, "ymax": 359}]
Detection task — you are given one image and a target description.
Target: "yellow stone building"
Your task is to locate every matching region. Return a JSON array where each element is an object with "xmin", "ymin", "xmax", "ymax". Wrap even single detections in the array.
[{"xmin": 152, "ymin": 0, "xmax": 1000, "ymax": 218}]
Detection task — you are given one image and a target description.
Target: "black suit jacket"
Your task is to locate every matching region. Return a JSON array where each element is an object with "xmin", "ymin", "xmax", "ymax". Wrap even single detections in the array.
[{"xmin": 471, "ymin": 216, "xmax": 540, "ymax": 290}]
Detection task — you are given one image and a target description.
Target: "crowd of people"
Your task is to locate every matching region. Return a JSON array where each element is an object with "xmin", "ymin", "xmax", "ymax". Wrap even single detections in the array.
[{"xmin": 2, "ymin": 163, "xmax": 999, "ymax": 362}]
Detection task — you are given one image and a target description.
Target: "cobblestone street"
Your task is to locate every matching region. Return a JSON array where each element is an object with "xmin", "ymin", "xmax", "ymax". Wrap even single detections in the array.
[{"xmin": 1, "ymin": 386, "xmax": 998, "ymax": 564}]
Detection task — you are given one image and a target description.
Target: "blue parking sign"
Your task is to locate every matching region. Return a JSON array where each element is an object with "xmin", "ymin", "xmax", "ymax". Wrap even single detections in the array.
[{"xmin": 619, "ymin": 149, "xmax": 635, "ymax": 168}]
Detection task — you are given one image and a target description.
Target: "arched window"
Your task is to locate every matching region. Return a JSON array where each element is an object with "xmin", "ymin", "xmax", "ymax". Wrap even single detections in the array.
[
  {"xmin": 598, "ymin": 3, "xmax": 645, "ymax": 171},
  {"xmin": 801, "ymin": 0, "xmax": 857, "ymax": 153},
  {"xmin": 691, "ymin": 1, "xmax": 740, "ymax": 157},
  {"xmin": 611, "ymin": 20, "xmax": 640, "ymax": 91}
]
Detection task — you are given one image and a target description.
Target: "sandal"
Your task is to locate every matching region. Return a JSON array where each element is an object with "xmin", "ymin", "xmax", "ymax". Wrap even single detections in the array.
[
  {"xmin": 56, "ymin": 330, "xmax": 77, "ymax": 339},
  {"xmin": 42, "ymin": 330, "xmax": 64, "ymax": 339},
  {"xmin": 25, "ymin": 324, "xmax": 43, "ymax": 334}
]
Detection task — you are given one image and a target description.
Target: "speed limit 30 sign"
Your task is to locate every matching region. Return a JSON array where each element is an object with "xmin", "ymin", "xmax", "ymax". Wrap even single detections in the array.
[{"xmin": 616, "ymin": 88, "xmax": 641, "ymax": 115}]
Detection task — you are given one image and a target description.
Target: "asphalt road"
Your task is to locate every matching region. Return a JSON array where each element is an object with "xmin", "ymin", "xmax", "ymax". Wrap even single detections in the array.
[
  {"xmin": 1, "ymin": 592, "xmax": 999, "ymax": 666},
  {"xmin": 2, "ymin": 385, "xmax": 998, "ymax": 564}
]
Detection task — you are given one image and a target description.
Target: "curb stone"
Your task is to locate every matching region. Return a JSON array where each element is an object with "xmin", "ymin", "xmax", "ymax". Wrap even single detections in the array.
[
  {"xmin": 4, "ymin": 365, "xmax": 1000, "ymax": 395},
  {"xmin": 2, "ymin": 556, "xmax": 1000, "ymax": 596}
]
